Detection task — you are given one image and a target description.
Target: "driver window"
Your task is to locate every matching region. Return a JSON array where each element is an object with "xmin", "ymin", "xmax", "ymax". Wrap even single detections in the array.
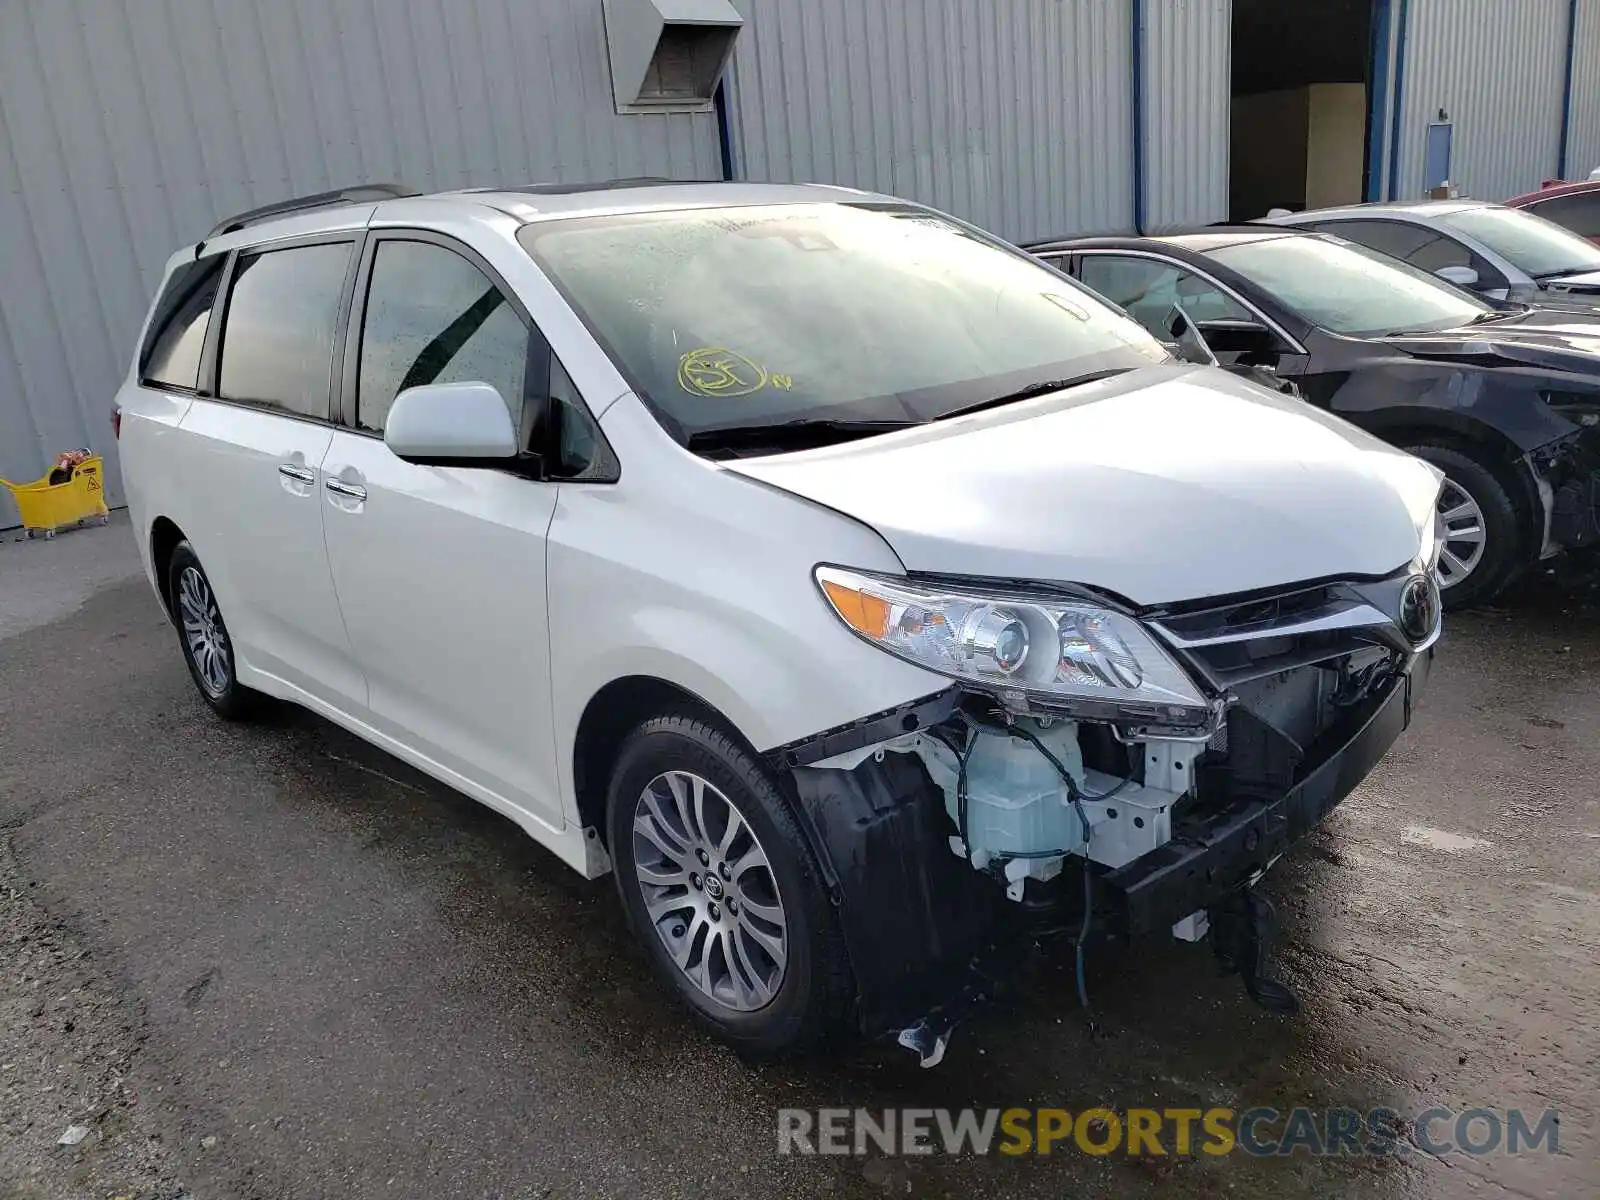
[
  {"xmin": 1406, "ymin": 235, "xmax": 1472, "ymax": 272},
  {"xmin": 1078, "ymin": 256, "xmax": 1250, "ymax": 339},
  {"xmin": 1314, "ymin": 220, "xmax": 1503, "ymax": 290},
  {"xmin": 357, "ymin": 240, "xmax": 529, "ymax": 436}
]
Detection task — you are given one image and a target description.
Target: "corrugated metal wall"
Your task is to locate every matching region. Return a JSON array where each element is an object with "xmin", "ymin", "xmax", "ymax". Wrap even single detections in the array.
[
  {"xmin": 1143, "ymin": 0, "xmax": 1231, "ymax": 231},
  {"xmin": 1395, "ymin": 0, "xmax": 1569, "ymax": 201},
  {"xmin": 0, "ymin": 0, "xmax": 720, "ymax": 525},
  {"xmin": 1569, "ymin": 0, "xmax": 1600, "ymax": 178},
  {"xmin": 725, "ymin": 0, "xmax": 1135, "ymax": 243}
]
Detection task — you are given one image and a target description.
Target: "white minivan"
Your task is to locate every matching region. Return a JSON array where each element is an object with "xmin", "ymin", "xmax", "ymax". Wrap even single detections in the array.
[{"xmin": 116, "ymin": 181, "xmax": 1441, "ymax": 1060}]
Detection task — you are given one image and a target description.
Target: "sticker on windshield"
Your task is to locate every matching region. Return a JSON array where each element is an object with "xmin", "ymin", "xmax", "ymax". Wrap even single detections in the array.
[{"xmin": 677, "ymin": 348, "xmax": 794, "ymax": 397}]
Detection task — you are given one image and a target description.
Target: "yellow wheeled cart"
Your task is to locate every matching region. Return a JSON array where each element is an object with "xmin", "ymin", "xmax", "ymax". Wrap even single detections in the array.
[{"xmin": 2, "ymin": 454, "xmax": 111, "ymax": 540}]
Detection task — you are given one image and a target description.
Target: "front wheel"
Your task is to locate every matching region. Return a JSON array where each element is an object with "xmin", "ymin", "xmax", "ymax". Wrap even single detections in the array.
[
  {"xmin": 606, "ymin": 714, "xmax": 854, "ymax": 1058},
  {"xmin": 1403, "ymin": 442, "xmax": 1525, "ymax": 609}
]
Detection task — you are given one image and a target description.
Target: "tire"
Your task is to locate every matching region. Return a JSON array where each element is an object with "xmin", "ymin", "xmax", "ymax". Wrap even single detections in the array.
[
  {"xmin": 167, "ymin": 541, "xmax": 263, "ymax": 719},
  {"xmin": 606, "ymin": 714, "xmax": 854, "ymax": 1058},
  {"xmin": 1401, "ymin": 442, "xmax": 1525, "ymax": 610}
]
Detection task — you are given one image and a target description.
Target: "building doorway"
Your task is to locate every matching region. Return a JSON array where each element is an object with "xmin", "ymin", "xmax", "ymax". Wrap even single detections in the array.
[{"xmin": 1229, "ymin": 0, "xmax": 1376, "ymax": 220}]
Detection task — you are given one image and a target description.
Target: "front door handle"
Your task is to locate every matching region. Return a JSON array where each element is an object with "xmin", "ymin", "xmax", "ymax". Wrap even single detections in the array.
[
  {"xmin": 325, "ymin": 478, "xmax": 367, "ymax": 502},
  {"xmin": 278, "ymin": 464, "xmax": 316, "ymax": 484}
]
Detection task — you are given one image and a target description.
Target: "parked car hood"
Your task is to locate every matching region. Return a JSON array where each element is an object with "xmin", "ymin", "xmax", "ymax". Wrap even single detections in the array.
[
  {"xmin": 1382, "ymin": 308, "xmax": 1600, "ymax": 375},
  {"xmin": 1542, "ymin": 268, "xmax": 1600, "ymax": 294},
  {"xmin": 723, "ymin": 365, "xmax": 1440, "ymax": 607}
]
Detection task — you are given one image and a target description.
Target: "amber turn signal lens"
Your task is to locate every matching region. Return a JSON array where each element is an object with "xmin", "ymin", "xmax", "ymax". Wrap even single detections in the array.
[{"xmin": 820, "ymin": 578, "xmax": 891, "ymax": 639}]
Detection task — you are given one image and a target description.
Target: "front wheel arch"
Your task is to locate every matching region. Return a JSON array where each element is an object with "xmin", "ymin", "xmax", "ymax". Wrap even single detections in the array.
[
  {"xmin": 572, "ymin": 675, "xmax": 758, "ymax": 849},
  {"xmin": 1399, "ymin": 440, "xmax": 1530, "ymax": 607}
]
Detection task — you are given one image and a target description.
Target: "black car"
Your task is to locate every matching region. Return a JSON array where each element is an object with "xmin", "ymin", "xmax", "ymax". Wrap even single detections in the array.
[{"xmin": 1027, "ymin": 228, "xmax": 1600, "ymax": 607}]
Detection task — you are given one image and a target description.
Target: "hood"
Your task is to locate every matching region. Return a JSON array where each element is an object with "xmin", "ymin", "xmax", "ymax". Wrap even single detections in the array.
[
  {"xmin": 1541, "ymin": 268, "xmax": 1600, "ymax": 294},
  {"xmin": 724, "ymin": 365, "xmax": 1441, "ymax": 607},
  {"xmin": 1381, "ymin": 308, "xmax": 1600, "ymax": 374}
]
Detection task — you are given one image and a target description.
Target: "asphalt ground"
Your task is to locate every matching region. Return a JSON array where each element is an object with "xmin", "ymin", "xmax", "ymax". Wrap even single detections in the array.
[{"xmin": 1, "ymin": 514, "xmax": 1595, "ymax": 1199}]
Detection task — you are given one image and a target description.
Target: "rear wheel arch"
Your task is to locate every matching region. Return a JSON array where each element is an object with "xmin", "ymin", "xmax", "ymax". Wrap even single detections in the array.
[{"xmin": 149, "ymin": 516, "xmax": 186, "ymax": 619}]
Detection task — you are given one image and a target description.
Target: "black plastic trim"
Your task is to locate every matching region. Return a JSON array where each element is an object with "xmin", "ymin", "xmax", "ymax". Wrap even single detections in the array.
[
  {"xmin": 765, "ymin": 689, "xmax": 962, "ymax": 770},
  {"xmin": 1101, "ymin": 648, "xmax": 1430, "ymax": 936}
]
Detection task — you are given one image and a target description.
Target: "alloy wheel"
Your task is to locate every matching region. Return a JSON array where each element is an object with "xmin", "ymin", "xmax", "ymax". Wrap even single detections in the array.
[
  {"xmin": 631, "ymin": 770, "xmax": 788, "ymax": 1012},
  {"xmin": 178, "ymin": 566, "xmax": 231, "ymax": 697},
  {"xmin": 1434, "ymin": 476, "xmax": 1487, "ymax": 591}
]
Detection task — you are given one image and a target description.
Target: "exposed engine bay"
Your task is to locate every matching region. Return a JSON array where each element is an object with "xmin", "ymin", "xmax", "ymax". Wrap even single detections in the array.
[{"xmin": 777, "ymin": 576, "xmax": 1434, "ymax": 1067}]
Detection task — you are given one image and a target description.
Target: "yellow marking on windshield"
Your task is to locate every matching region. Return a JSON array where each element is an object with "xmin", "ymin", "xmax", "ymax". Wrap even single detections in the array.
[{"xmin": 677, "ymin": 348, "xmax": 794, "ymax": 397}]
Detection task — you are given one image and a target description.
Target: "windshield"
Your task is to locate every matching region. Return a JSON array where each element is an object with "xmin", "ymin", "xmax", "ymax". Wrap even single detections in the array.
[
  {"xmin": 1204, "ymin": 234, "xmax": 1491, "ymax": 336},
  {"xmin": 517, "ymin": 204, "xmax": 1164, "ymax": 440},
  {"xmin": 1437, "ymin": 206, "xmax": 1600, "ymax": 278}
]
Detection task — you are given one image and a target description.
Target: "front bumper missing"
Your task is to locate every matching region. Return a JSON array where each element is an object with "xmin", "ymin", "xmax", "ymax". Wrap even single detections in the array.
[
  {"xmin": 786, "ymin": 647, "xmax": 1432, "ymax": 1040},
  {"xmin": 1536, "ymin": 425, "xmax": 1600, "ymax": 555},
  {"xmin": 1101, "ymin": 647, "xmax": 1431, "ymax": 937}
]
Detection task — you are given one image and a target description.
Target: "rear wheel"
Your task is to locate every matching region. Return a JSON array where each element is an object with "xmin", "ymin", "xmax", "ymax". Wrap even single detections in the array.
[
  {"xmin": 1402, "ymin": 442, "xmax": 1525, "ymax": 609},
  {"xmin": 606, "ymin": 714, "xmax": 853, "ymax": 1058},
  {"xmin": 167, "ymin": 541, "xmax": 263, "ymax": 719}
]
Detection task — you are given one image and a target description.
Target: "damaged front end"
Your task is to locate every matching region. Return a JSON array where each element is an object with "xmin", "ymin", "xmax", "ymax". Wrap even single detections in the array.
[
  {"xmin": 1532, "ymin": 410, "xmax": 1600, "ymax": 558},
  {"xmin": 778, "ymin": 567, "xmax": 1439, "ymax": 1064}
]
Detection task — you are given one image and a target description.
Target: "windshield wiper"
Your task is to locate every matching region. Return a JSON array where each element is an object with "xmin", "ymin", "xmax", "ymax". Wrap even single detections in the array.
[
  {"xmin": 1532, "ymin": 266, "xmax": 1600, "ymax": 281},
  {"xmin": 1385, "ymin": 306, "xmax": 1529, "ymax": 337},
  {"xmin": 936, "ymin": 368, "xmax": 1136, "ymax": 423},
  {"xmin": 1462, "ymin": 306, "xmax": 1525, "ymax": 326},
  {"xmin": 686, "ymin": 418, "xmax": 915, "ymax": 453}
]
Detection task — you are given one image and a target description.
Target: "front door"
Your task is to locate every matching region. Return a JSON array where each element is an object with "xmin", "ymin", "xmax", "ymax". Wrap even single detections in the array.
[{"xmin": 319, "ymin": 234, "xmax": 564, "ymax": 830}]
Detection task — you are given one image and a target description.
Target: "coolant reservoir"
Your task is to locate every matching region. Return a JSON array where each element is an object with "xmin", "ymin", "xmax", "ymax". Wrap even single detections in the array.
[{"xmin": 949, "ymin": 720, "xmax": 1086, "ymax": 858}]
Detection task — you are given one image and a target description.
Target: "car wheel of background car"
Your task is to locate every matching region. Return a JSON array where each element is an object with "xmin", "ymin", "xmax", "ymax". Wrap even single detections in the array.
[
  {"xmin": 606, "ymin": 713, "xmax": 854, "ymax": 1058},
  {"xmin": 1401, "ymin": 443, "xmax": 1523, "ymax": 609},
  {"xmin": 167, "ymin": 541, "xmax": 263, "ymax": 719}
]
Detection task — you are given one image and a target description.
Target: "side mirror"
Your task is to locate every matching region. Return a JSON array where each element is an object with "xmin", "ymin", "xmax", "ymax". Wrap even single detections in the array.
[
  {"xmin": 1195, "ymin": 318, "xmax": 1281, "ymax": 357},
  {"xmin": 1435, "ymin": 264, "xmax": 1480, "ymax": 288},
  {"xmin": 384, "ymin": 382, "xmax": 520, "ymax": 466}
]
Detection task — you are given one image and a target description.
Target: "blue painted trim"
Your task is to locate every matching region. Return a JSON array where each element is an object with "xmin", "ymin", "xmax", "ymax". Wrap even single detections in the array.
[
  {"xmin": 1132, "ymin": 0, "xmax": 1147, "ymax": 233},
  {"xmin": 1366, "ymin": 0, "xmax": 1394, "ymax": 202},
  {"xmin": 1385, "ymin": 0, "xmax": 1411, "ymax": 200},
  {"xmin": 714, "ymin": 76, "xmax": 736, "ymax": 182},
  {"xmin": 1559, "ymin": 0, "xmax": 1580, "ymax": 180}
]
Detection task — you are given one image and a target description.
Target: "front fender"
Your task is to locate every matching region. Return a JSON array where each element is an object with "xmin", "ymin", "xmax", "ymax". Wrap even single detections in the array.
[{"xmin": 1329, "ymin": 364, "xmax": 1579, "ymax": 454}]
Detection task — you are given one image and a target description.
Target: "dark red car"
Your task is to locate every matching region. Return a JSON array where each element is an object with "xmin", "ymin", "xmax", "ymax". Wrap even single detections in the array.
[{"xmin": 1506, "ymin": 179, "xmax": 1600, "ymax": 246}]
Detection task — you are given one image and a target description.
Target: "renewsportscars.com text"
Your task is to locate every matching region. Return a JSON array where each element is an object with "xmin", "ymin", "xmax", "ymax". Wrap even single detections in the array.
[{"xmin": 776, "ymin": 1106, "xmax": 1560, "ymax": 1158}]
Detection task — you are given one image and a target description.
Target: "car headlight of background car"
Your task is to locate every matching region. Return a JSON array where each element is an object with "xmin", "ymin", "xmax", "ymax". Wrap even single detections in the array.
[{"xmin": 815, "ymin": 566, "xmax": 1210, "ymax": 725}]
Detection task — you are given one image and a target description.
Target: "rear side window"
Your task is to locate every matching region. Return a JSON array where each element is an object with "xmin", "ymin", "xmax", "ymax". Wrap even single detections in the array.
[
  {"xmin": 1528, "ymin": 193, "xmax": 1600, "ymax": 239},
  {"xmin": 140, "ymin": 256, "xmax": 224, "ymax": 391},
  {"xmin": 218, "ymin": 242, "xmax": 351, "ymax": 419}
]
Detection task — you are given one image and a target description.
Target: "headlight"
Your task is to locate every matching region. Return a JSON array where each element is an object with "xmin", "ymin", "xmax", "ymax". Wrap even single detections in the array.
[{"xmin": 815, "ymin": 566, "xmax": 1209, "ymax": 722}]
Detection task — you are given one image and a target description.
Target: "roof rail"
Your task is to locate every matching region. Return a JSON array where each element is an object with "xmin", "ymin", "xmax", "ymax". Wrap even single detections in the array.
[
  {"xmin": 204, "ymin": 183, "xmax": 421, "ymax": 240},
  {"xmin": 494, "ymin": 177, "xmax": 683, "ymax": 196}
]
